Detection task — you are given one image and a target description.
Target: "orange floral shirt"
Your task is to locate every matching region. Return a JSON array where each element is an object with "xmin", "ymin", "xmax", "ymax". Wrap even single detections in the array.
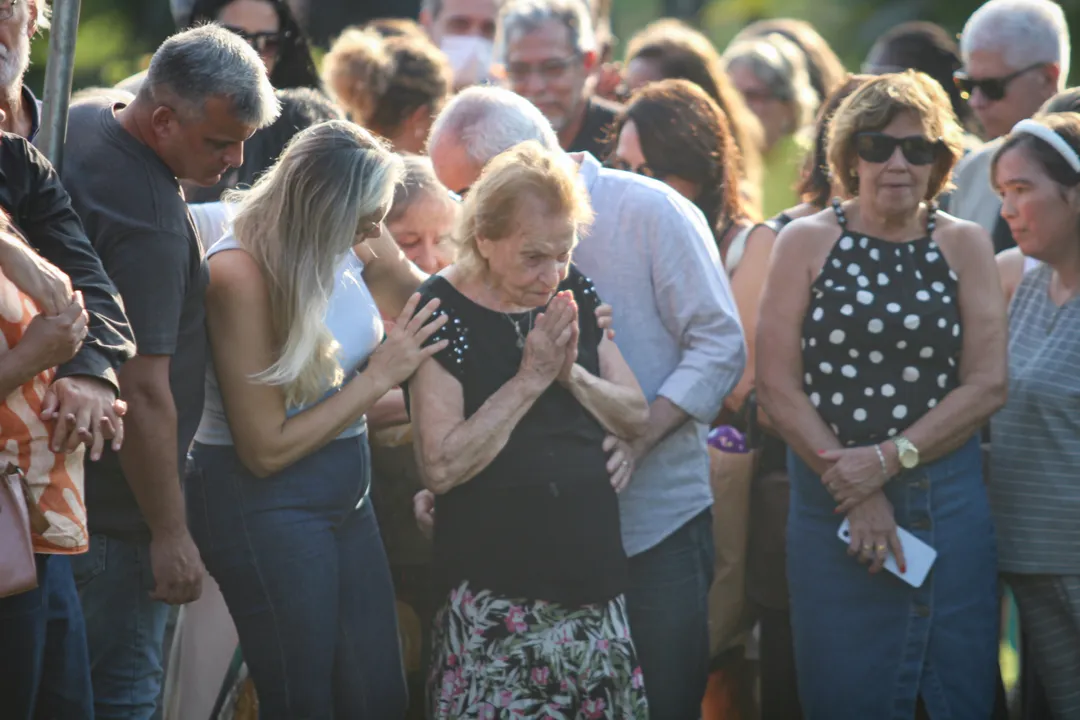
[{"xmin": 0, "ymin": 269, "xmax": 87, "ymax": 554}]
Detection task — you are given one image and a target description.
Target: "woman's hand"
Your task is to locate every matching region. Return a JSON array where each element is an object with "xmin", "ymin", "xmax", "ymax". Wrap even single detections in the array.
[
  {"xmin": 520, "ymin": 291, "xmax": 574, "ymax": 387},
  {"xmin": 603, "ymin": 434, "xmax": 635, "ymax": 493},
  {"xmin": 367, "ymin": 294, "xmax": 449, "ymax": 390},
  {"xmin": 20, "ymin": 293, "xmax": 89, "ymax": 373},
  {"xmin": 413, "ymin": 489, "xmax": 435, "ymax": 540},
  {"xmin": 845, "ymin": 491, "xmax": 906, "ymax": 574},
  {"xmin": 556, "ymin": 312, "xmax": 580, "ymax": 385},
  {"xmin": 0, "ymin": 230, "xmax": 75, "ymax": 316},
  {"xmin": 820, "ymin": 446, "xmax": 891, "ymax": 514}
]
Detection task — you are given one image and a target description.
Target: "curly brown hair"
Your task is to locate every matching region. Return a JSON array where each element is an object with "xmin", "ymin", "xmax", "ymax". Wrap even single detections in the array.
[{"xmin": 322, "ymin": 29, "xmax": 452, "ymax": 142}]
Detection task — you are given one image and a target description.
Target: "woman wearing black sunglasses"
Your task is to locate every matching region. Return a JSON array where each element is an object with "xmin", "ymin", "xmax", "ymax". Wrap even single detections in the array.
[
  {"xmin": 756, "ymin": 71, "xmax": 1008, "ymax": 719},
  {"xmin": 187, "ymin": 0, "xmax": 321, "ymax": 92}
]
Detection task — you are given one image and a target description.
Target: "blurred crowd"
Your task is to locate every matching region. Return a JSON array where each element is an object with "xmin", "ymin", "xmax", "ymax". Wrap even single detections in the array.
[{"xmin": 1, "ymin": 0, "xmax": 1079, "ymax": 719}]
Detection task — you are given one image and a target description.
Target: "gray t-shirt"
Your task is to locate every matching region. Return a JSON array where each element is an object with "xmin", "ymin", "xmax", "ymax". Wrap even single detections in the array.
[
  {"xmin": 990, "ymin": 262, "xmax": 1080, "ymax": 574},
  {"xmin": 62, "ymin": 99, "xmax": 208, "ymax": 539}
]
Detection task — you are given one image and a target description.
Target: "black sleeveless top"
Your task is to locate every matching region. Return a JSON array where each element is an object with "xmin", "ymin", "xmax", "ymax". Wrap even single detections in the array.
[
  {"xmin": 801, "ymin": 201, "xmax": 962, "ymax": 447},
  {"xmin": 407, "ymin": 266, "xmax": 626, "ymax": 607}
]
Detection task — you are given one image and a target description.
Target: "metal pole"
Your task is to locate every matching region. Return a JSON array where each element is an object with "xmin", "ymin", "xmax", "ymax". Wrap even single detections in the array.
[{"xmin": 38, "ymin": 0, "xmax": 82, "ymax": 172}]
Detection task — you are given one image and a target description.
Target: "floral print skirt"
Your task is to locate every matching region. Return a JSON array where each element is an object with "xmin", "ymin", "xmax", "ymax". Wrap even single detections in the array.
[{"xmin": 427, "ymin": 582, "xmax": 649, "ymax": 719}]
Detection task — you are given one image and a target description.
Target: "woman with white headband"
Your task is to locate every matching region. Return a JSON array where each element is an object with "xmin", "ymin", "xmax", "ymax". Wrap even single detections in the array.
[{"xmin": 990, "ymin": 112, "xmax": 1080, "ymax": 719}]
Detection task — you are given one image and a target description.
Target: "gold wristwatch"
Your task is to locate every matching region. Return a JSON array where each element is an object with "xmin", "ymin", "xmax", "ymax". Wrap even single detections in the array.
[{"xmin": 893, "ymin": 435, "xmax": 920, "ymax": 470}]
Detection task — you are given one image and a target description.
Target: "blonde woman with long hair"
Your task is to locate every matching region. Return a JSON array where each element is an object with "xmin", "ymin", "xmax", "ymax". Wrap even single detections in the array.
[{"xmin": 186, "ymin": 120, "xmax": 445, "ymax": 719}]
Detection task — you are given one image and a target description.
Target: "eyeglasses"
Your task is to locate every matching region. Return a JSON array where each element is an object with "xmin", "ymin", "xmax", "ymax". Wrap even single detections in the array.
[
  {"xmin": 953, "ymin": 63, "xmax": 1045, "ymax": 102},
  {"xmin": 604, "ymin": 157, "xmax": 656, "ymax": 178},
  {"xmin": 0, "ymin": 0, "xmax": 19, "ymax": 22},
  {"xmin": 222, "ymin": 25, "xmax": 287, "ymax": 56},
  {"xmin": 506, "ymin": 55, "xmax": 580, "ymax": 84},
  {"xmin": 854, "ymin": 133, "xmax": 943, "ymax": 166}
]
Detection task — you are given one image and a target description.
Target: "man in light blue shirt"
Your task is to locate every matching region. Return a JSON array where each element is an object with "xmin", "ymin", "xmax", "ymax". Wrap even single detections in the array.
[{"xmin": 428, "ymin": 85, "xmax": 746, "ymax": 718}]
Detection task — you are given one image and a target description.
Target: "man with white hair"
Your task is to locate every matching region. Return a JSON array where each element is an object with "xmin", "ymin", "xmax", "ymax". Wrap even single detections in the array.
[
  {"xmin": 0, "ymin": 0, "xmax": 48, "ymax": 140},
  {"xmin": 949, "ymin": 0, "xmax": 1069, "ymax": 248},
  {"xmin": 427, "ymin": 86, "xmax": 746, "ymax": 719},
  {"xmin": 62, "ymin": 26, "xmax": 280, "ymax": 720},
  {"xmin": 497, "ymin": 0, "xmax": 621, "ymax": 156}
]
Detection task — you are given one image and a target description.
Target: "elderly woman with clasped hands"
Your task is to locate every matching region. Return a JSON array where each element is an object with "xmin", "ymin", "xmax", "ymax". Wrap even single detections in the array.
[{"xmin": 407, "ymin": 141, "xmax": 650, "ymax": 719}]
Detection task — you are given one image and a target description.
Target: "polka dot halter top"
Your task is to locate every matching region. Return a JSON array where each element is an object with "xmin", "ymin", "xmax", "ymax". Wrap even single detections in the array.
[{"xmin": 801, "ymin": 200, "xmax": 962, "ymax": 447}]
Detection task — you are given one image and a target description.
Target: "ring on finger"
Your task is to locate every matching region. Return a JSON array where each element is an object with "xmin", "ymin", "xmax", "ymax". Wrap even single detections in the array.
[{"xmin": 875, "ymin": 543, "xmax": 887, "ymax": 555}]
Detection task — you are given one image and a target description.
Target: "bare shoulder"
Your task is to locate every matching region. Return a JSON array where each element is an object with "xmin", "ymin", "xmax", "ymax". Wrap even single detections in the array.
[
  {"xmin": 995, "ymin": 246, "xmax": 1027, "ymax": 300},
  {"xmin": 206, "ymin": 248, "xmax": 267, "ymax": 303},
  {"xmin": 930, "ymin": 212, "xmax": 995, "ymax": 271},
  {"xmin": 772, "ymin": 208, "xmax": 838, "ymax": 255}
]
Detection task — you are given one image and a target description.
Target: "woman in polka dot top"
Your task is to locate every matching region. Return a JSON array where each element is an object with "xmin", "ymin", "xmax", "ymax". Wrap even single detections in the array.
[{"xmin": 755, "ymin": 72, "xmax": 1008, "ymax": 718}]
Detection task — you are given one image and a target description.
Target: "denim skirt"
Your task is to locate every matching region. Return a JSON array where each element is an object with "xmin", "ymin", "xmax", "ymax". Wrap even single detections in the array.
[{"xmin": 786, "ymin": 436, "xmax": 999, "ymax": 719}]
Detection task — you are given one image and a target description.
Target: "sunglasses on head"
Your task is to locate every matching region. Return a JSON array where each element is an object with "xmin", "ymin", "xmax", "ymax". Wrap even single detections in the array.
[
  {"xmin": 952, "ymin": 62, "xmax": 1045, "ymax": 102},
  {"xmin": 854, "ymin": 132, "xmax": 942, "ymax": 166},
  {"xmin": 223, "ymin": 26, "xmax": 286, "ymax": 55}
]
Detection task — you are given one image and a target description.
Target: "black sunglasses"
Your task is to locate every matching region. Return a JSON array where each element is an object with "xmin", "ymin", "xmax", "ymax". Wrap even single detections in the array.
[
  {"xmin": 953, "ymin": 62, "xmax": 1045, "ymax": 102},
  {"xmin": 223, "ymin": 26, "xmax": 287, "ymax": 55},
  {"xmin": 854, "ymin": 133, "xmax": 942, "ymax": 166}
]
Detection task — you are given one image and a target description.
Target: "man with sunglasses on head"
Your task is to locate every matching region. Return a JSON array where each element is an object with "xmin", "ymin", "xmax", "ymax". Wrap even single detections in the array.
[
  {"xmin": 498, "ymin": 0, "xmax": 622, "ymax": 157},
  {"xmin": 947, "ymin": 0, "xmax": 1069, "ymax": 250}
]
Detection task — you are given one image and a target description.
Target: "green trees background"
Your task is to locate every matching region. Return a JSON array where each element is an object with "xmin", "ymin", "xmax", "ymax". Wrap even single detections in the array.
[{"xmin": 25, "ymin": 0, "xmax": 1080, "ymax": 94}]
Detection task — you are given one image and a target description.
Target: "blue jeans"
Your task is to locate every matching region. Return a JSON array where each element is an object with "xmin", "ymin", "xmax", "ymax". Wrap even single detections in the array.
[
  {"xmin": 188, "ymin": 436, "xmax": 408, "ymax": 720},
  {"xmin": 0, "ymin": 554, "xmax": 93, "ymax": 719},
  {"xmin": 70, "ymin": 533, "xmax": 171, "ymax": 720},
  {"xmin": 625, "ymin": 508, "xmax": 714, "ymax": 720}
]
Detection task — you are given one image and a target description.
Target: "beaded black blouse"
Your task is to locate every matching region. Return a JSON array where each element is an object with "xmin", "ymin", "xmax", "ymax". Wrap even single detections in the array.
[
  {"xmin": 801, "ymin": 201, "xmax": 963, "ymax": 446},
  {"xmin": 406, "ymin": 265, "xmax": 627, "ymax": 606}
]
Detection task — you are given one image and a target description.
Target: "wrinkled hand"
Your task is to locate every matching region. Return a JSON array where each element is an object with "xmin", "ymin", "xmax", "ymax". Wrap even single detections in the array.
[
  {"xmin": 520, "ymin": 291, "xmax": 574, "ymax": 387},
  {"xmin": 557, "ymin": 308, "xmax": 580, "ymax": 384},
  {"xmin": 603, "ymin": 435, "xmax": 635, "ymax": 493},
  {"xmin": 0, "ymin": 229, "xmax": 74, "ymax": 316},
  {"xmin": 21, "ymin": 294, "xmax": 88, "ymax": 372},
  {"xmin": 368, "ymin": 294, "xmax": 449, "ymax": 389},
  {"xmin": 820, "ymin": 446, "xmax": 889, "ymax": 514},
  {"xmin": 149, "ymin": 529, "xmax": 205, "ymax": 605},
  {"xmin": 41, "ymin": 375, "xmax": 126, "ymax": 460},
  {"xmin": 413, "ymin": 489, "xmax": 435, "ymax": 540},
  {"xmin": 594, "ymin": 303, "xmax": 615, "ymax": 340},
  {"xmin": 845, "ymin": 491, "xmax": 905, "ymax": 574}
]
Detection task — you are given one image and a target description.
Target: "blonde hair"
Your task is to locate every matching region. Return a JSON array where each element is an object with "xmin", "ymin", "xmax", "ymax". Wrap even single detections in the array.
[
  {"xmin": 227, "ymin": 120, "xmax": 403, "ymax": 406},
  {"xmin": 454, "ymin": 141, "xmax": 592, "ymax": 273},
  {"xmin": 828, "ymin": 71, "xmax": 965, "ymax": 201}
]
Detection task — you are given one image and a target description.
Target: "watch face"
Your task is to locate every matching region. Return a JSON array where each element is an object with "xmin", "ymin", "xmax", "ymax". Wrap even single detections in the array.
[{"xmin": 900, "ymin": 447, "xmax": 918, "ymax": 468}]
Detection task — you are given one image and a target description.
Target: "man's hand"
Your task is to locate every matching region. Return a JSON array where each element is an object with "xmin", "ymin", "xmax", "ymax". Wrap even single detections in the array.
[
  {"xmin": 413, "ymin": 490, "xmax": 435, "ymax": 540},
  {"xmin": 149, "ymin": 529, "xmax": 205, "ymax": 605},
  {"xmin": 603, "ymin": 435, "xmax": 635, "ymax": 493},
  {"xmin": 595, "ymin": 303, "xmax": 615, "ymax": 340},
  {"xmin": 41, "ymin": 376, "xmax": 127, "ymax": 460}
]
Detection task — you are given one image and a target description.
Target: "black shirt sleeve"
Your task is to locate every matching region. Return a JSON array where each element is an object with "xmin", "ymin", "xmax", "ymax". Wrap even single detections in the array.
[
  {"xmin": 566, "ymin": 265, "xmax": 603, "ymax": 350},
  {"xmin": 6, "ymin": 136, "xmax": 135, "ymax": 392},
  {"xmin": 419, "ymin": 279, "xmax": 468, "ymax": 382},
  {"xmin": 99, "ymin": 230, "xmax": 195, "ymax": 356}
]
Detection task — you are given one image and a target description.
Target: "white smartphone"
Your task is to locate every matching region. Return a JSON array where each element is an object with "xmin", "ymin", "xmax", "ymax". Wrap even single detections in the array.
[{"xmin": 837, "ymin": 519, "xmax": 938, "ymax": 588}]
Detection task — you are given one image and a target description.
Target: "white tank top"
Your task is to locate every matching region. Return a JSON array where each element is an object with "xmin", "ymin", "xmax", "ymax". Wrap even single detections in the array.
[{"xmin": 195, "ymin": 232, "xmax": 384, "ymax": 445}]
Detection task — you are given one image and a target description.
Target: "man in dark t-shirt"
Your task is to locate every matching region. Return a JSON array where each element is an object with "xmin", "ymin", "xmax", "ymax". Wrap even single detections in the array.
[
  {"xmin": 498, "ymin": 0, "xmax": 622, "ymax": 159},
  {"xmin": 61, "ymin": 26, "xmax": 279, "ymax": 720}
]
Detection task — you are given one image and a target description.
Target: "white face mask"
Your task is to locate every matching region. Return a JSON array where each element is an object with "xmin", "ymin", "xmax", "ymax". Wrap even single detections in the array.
[{"xmin": 440, "ymin": 35, "xmax": 494, "ymax": 88}]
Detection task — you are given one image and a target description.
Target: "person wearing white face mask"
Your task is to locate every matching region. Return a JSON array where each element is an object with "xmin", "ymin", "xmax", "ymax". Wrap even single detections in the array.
[{"xmin": 420, "ymin": 0, "xmax": 499, "ymax": 89}]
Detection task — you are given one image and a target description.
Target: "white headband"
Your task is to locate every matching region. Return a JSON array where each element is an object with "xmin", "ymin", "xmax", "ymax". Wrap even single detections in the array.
[{"xmin": 1011, "ymin": 119, "xmax": 1080, "ymax": 173}]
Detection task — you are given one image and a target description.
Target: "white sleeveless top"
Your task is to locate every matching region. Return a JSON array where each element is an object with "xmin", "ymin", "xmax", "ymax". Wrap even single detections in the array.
[{"xmin": 195, "ymin": 232, "xmax": 384, "ymax": 445}]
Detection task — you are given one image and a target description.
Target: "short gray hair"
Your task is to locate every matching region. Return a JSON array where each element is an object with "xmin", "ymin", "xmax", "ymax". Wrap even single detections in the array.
[
  {"xmin": 144, "ymin": 25, "xmax": 281, "ymax": 128},
  {"xmin": 496, "ymin": 0, "xmax": 595, "ymax": 62},
  {"xmin": 428, "ymin": 86, "xmax": 560, "ymax": 165},
  {"xmin": 961, "ymin": 0, "xmax": 1070, "ymax": 90}
]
